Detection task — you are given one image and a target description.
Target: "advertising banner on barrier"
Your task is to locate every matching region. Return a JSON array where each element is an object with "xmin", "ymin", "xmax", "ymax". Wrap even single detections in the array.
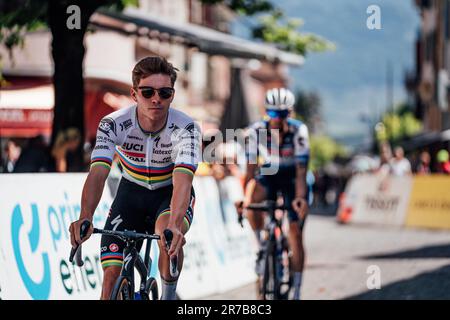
[
  {"xmin": 0, "ymin": 174, "xmax": 111, "ymax": 300},
  {"xmin": 344, "ymin": 174, "xmax": 413, "ymax": 227},
  {"xmin": 0, "ymin": 173, "xmax": 256, "ymax": 300},
  {"xmin": 178, "ymin": 176, "xmax": 256, "ymax": 299},
  {"xmin": 405, "ymin": 175, "xmax": 450, "ymax": 230}
]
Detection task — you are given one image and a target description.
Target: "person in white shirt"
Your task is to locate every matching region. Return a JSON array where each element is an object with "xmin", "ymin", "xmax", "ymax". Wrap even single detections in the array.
[{"xmin": 390, "ymin": 146, "xmax": 412, "ymax": 176}]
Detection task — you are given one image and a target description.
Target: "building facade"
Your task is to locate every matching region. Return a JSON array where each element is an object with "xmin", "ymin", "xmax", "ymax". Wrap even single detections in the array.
[
  {"xmin": 0, "ymin": 0, "xmax": 302, "ymax": 144},
  {"xmin": 408, "ymin": 0, "xmax": 450, "ymax": 132}
]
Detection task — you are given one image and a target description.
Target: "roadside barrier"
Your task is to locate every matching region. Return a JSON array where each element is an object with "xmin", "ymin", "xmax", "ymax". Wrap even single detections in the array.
[
  {"xmin": 337, "ymin": 173, "xmax": 450, "ymax": 230},
  {"xmin": 0, "ymin": 174, "xmax": 256, "ymax": 299}
]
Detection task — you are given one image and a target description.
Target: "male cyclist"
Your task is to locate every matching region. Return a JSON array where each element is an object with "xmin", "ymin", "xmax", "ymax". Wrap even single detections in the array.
[
  {"xmin": 242, "ymin": 87, "xmax": 309, "ymax": 300},
  {"xmin": 69, "ymin": 56, "xmax": 201, "ymax": 300}
]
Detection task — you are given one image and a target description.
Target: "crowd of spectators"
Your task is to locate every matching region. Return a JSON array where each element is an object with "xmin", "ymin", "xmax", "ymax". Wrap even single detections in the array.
[{"xmin": 0, "ymin": 128, "xmax": 90, "ymax": 173}]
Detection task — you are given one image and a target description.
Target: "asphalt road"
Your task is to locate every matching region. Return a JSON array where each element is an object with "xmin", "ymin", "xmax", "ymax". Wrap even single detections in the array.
[{"xmin": 204, "ymin": 211, "xmax": 450, "ymax": 300}]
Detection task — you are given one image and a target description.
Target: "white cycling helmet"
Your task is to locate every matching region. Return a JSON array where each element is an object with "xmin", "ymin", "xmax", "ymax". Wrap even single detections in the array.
[{"xmin": 265, "ymin": 87, "xmax": 295, "ymax": 111}]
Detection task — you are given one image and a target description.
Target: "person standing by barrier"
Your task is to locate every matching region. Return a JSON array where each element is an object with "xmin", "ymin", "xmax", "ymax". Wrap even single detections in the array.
[
  {"xmin": 436, "ymin": 149, "xmax": 450, "ymax": 174},
  {"xmin": 51, "ymin": 128, "xmax": 82, "ymax": 172},
  {"xmin": 376, "ymin": 142, "xmax": 393, "ymax": 176},
  {"xmin": 69, "ymin": 56, "xmax": 201, "ymax": 300},
  {"xmin": 0, "ymin": 139, "xmax": 21, "ymax": 173},
  {"xmin": 390, "ymin": 146, "xmax": 412, "ymax": 176},
  {"xmin": 415, "ymin": 151, "xmax": 431, "ymax": 175}
]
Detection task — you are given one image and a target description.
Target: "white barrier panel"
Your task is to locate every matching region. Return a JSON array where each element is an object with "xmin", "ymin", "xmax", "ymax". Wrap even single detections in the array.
[
  {"xmin": 0, "ymin": 174, "xmax": 112, "ymax": 300},
  {"xmin": 0, "ymin": 174, "xmax": 256, "ymax": 300},
  {"xmin": 179, "ymin": 177, "xmax": 256, "ymax": 299},
  {"xmin": 344, "ymin": 174, "xmax": 412, "ymax": 227}
]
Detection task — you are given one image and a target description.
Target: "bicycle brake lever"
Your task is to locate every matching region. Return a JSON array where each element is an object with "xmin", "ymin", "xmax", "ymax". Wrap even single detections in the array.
[
  {"xmin": 69, "ymin": 220, "xmax": 91, "ymax": 267},
  {"xmin": 163, "ymin": 229, "xmax": 179, "ymax": 278},
  {"xmin": 238, "ymin": 214, "xmax": 244, "ymax": 228}
]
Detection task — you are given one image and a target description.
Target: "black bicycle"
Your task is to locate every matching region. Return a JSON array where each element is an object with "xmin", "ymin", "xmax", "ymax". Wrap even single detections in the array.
[
  {"xmin": 239, "ymin": 200, "xmax": 293, "ymax": 300},
  {"xmin": 69, "ymin": 221, "xmax": 178, "ymax": 300}
]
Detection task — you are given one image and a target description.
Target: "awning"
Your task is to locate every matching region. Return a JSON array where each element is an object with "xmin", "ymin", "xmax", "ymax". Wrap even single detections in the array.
[
  {"xmin": 91, "ymin": 8, "xmax": 304, "ymax": 66},
  {"xmin": 0, "ymin": 83, "xmax": 133, "ymax": 138},
  {"xmin": 0, "ymin": 85, "xmax": 54, "ymax": 109},
  {"xmin": 400, "ymin": 131, "xmax": 443, "ymax": 151},
  {"xmin": 0, "ymin": 85, "xmax": 54, "ymax": 137}
]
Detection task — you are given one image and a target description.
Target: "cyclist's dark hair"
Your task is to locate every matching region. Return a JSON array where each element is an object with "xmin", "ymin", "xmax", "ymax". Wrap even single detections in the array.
[{"xmin": 132, "ymin": 56, "xmax": 178, "ymax": 88}]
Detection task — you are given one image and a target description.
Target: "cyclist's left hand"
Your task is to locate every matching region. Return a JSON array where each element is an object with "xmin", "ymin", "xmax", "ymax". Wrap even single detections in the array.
[
  {"xmin": 292, "ymin": 197, "xmax": 308, "ymax": 220},
  {"xmin": 165, "ymin": 226, "xmax": 185, "ymax": 259}
]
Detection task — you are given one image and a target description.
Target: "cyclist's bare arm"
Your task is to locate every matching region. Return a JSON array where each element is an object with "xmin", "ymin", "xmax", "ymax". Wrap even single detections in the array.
[
  {"xmin": 292, "ymin": 163, "xmax": 308, "ymax": 217},
  {"xmin": 69, "ymin": 166, "xmax": 109, "ymax": 247},
  {"xmin": 166, "ymin": 121, "xmax": 201, "ymax": 258},
  {"xmin": 70, "ymin": 113, "xmax": 118, "ymax": 247},
  {"xmin": 244, "ymin": 163, "xmax": 258, "ymax": 191},
  {"xmin": 295, "ymin": 163, "xmax": 308, "ymax": 199},
  {"xmin": 244, "ymin": 124, "xmax": 259, "ymax": 193},
  {"xmin": 167, "ymin": 171, "xmax": 193, "ymax": 258}
]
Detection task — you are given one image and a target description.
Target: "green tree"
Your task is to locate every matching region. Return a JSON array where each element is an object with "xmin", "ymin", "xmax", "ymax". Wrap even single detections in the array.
[
  {"xmin": 201, "ymin": 0, "xmax": 334, "ymax": 56},
  {"xmin": 375, "ymin": 107, "xmax": 422, "ymax": 144},
  {"xmin": 309, "ymin": 135, "xmax": 348, "ymax": 172},
  {"xmin": 0, "ymin": 0, "xmax": 137, "ymax": 164},
  {"xmin": 252, "ymin": 11, "xmax": 335, "ymax": 56},
  {"xmin": 293, "ymin": 89, "xmax": 321, "ymax": 132},
  {"xmin": 1, "ymin": 0, "xmax": 332, "ymax": 167}
]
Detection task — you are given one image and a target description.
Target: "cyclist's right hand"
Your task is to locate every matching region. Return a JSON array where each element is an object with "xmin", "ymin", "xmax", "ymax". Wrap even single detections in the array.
[
  {"xmin": 235, "ymin": 200, "xmax": 244, "ymax": 215},
  {"xmin": 69, "ymin": 218, "xmax": 93, "ymax": 248},
  {"xmin": 235, "ymin": 201, "xmax": 245, "ymax": 227}
]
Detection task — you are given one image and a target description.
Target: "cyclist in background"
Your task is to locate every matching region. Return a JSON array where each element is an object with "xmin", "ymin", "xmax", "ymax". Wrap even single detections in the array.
[
  {"xmin": 69, "ymin": 56, "xmax": 201, "ymax": 300},
  {"xmin": 241, "ymin": 87, "xmax": 310, "ymax": 300}
]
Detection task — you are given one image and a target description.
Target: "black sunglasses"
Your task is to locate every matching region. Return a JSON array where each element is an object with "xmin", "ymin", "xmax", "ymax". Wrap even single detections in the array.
[{"xmin": 137, "ymin": 86, "xmax": 174, "ymax": 99}]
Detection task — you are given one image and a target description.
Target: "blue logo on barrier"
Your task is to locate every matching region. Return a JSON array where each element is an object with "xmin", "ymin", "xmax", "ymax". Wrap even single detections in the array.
[{"xmin": 11, "ymin": 204, "xmax": 51, "ymax": 299}]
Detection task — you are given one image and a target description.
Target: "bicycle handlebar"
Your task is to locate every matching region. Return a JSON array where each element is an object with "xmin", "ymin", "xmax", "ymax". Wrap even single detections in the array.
[
  {"xmin": 69, "ymin": 221, "xmax": 161, "ymax": 267},
  {"xmin": 69, "ymin": 220, "xmax": 91, "ymax": 267},
  {"xmin": 163, "ymin": 229, "xmax": 179, "ymax": 278},
  {"xmin": 93, "ymin": 228, "xmax": 161, "ymax": 241},
  {"xmin": 245, "ymin": 200, "xmax": 290, "ymax": 211}
]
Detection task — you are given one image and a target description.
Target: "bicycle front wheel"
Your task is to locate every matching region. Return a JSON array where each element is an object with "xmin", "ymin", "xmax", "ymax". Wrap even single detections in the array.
[
  {"xmin": 111, "ymin": 277, "xmax": 133, "ymax": 300},
  {"xmin": 261, "ymin": 243, "xmax": 281, "ymax": 300},
  {"xmin": 144, "ymin": 277, "xmax": 159, "ymax": 300}
]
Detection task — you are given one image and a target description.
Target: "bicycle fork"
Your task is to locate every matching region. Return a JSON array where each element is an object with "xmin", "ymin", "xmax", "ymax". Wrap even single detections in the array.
[{"xmin": 121, "ymin": 243, "xmax": 151, "ymax": 300}]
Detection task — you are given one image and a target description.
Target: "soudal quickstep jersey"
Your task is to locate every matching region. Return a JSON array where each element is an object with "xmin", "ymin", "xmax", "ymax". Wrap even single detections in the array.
[
  {"xmin": 246, "ymin": 118, "xmax": 310, "ymax": 169},
  {"xmin": 90, "ymin": 105, "xmax": 201, "ymax": 190}
]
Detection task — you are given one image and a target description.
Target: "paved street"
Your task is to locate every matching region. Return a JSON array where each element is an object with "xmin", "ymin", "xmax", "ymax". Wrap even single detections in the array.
[{"xmin": 204, "ymin": 212, "xmax": 450, "ymax": 300}]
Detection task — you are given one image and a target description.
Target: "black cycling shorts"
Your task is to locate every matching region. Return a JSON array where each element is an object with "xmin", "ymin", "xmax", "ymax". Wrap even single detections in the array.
[
  {"xmin": 255, "ymin": 167, "xmax": 308, "ymax": 229},
  {"xmin": 100, "ymin": 177, "xmax": 195, "ymax": 269}
]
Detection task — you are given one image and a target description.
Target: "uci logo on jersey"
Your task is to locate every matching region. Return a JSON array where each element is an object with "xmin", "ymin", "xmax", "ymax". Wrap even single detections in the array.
[
  {"xmin": 122, "ymin": 143, "xmax": 144, "ymax": 152},
  {"xmin": 11, "ymin": 204, "xmax": 51, "ymax": 300}
]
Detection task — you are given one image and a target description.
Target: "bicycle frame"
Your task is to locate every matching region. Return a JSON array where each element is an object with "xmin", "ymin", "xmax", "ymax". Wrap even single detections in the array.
[
  {"xmin": 246, "ymin": 200, "xmax": 291, "ymax": 300},
  {"xmin": 112, "ymin": 239, "xmax": 153, "ymax": 299},
  {"xmin": 69, "ymin": 221, "xmax": 173, "ymax": 300}
]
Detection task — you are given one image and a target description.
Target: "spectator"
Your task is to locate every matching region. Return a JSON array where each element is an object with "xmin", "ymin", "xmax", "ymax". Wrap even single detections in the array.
[
  {"xmin": 13, "ymin": 135, "xmax": 51, "ymax": 172},
  {"xmin": 390, "ymin": 146, "xmax": 412, "ymax": 176},
  {"xmin": 377, "ymin": 142, "xmax": 393, "ymax": 176},
  {"xmin": 1, "ymin": 139, "xmax": 22, "ymax": 173},
  {"xmin": 436, "ymin": 149, "xmax": 450, "ymax": 174},
  {"xmin": 416, "ymin": 151, "xmax": 431, "ymax": 175},
  {"xmin": 51, "ymin": 128, "xmax": 82, "ymax": 172}
]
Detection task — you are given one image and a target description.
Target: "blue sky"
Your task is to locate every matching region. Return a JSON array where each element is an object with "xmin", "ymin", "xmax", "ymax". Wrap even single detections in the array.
[{"xmin": 232, "ymin": 0, "xmax": 421, "ymax": 147}]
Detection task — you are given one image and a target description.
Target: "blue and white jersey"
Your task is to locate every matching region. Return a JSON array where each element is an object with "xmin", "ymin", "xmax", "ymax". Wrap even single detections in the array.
[{"xmin": 245, "ymin": 118, "xmax": 310, "ymax": 169}]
